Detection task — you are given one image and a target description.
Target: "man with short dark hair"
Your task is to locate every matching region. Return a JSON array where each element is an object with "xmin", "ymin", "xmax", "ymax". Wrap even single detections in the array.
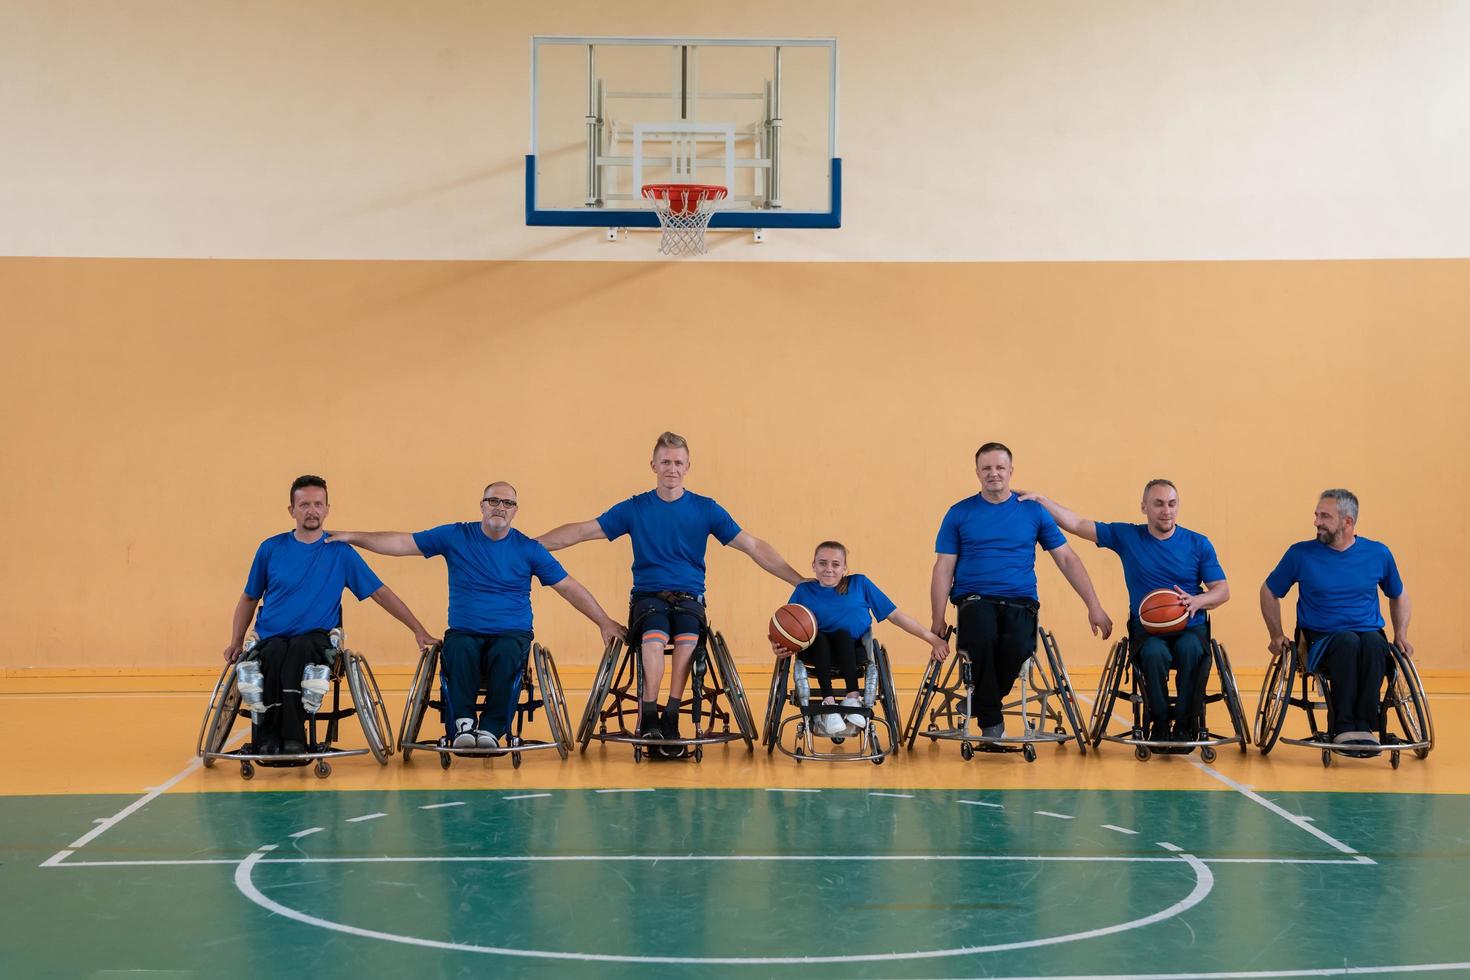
[
  {"xmin": 930, "ymin": 443, "xmax": 1113, "ymax": 739},
  {"xmin": 330, "ymin": 481, "xmax": 625, "ymax": 750},
  {"xmin": 1260, "ymin": 489, "xmax": 1412, "ymax": 751},
  {"xmin": 223, "ymin": 475, "xmax": 434, "ymax": 755},
  {"xmin": 1022, "ymin": 479, "xmax": 1229, "ymax": 743},
  {"xmin": 538, "ymin": 431, "xmax": 804, "ymax": 754}
]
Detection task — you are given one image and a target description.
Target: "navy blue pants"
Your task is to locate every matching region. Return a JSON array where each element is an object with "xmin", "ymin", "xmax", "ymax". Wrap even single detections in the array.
[
  {"xmin": 1304, "ymin": 629, "xmax": 1389, "ymax": 735},
  {"xmin": 1130, "ymin": 621, "xmax": 1211, "ymax": 729},
  {"xmin": 439, "ymin": 629, "xmax": 531, "ymax": 738}
]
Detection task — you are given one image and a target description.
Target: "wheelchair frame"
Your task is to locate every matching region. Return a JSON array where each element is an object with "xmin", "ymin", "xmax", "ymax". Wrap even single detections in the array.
[
  {"xmin": 901, "ymin": 626, "xmax": 1087, "ymax": 763},
  {"xmin": 1087, "ymin": 619, "xmax": 1248, "ymax": 763},
  {"xmin": 761, "ymin": 633, "xmax": 902, "ymax": 765},
  {"xmin": 397, "ymin": 639, "xmax": 573, "ymax": 769},
  {"xmin": 575, "ymin": 621, "xmax": 756, "ymax": 762},
  {"xmin": 196, "ymin": 629, "xmax": 394, "ymax": 780},
  {"xmin": 1254, "ymin": 630, "xmax": 1433, "ymax": 768}
]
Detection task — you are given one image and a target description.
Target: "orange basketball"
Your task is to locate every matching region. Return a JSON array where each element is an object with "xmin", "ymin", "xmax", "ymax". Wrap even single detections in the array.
[
  {"xmin": 769, "ymin": 603, "xmax": 817, "ymax": 653},
  {"xmin": 1138, "ymin": 589, "xmax": 1190, "ymax": 635}
]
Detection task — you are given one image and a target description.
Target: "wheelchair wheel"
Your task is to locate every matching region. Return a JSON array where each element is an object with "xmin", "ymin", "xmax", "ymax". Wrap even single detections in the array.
[
  {"xmin": 315, "ymin": 759, "xmax": 331, "ymax": 779},
  {"xmin": 1387, "ymin": 645, "xmax": 1433, "ymax": 759},
  {"xmin": 346, "ymin": 652, "xmax": 393, "ymax": 764},
  {"xmin": 1212, "ymin": 640, "xmax": 1250, "ymax": 752},
  {"xmin": 1089, "ymin": 639, "xmax": 1128, "ymax": 747},
  {"xmin": 710, "ymin": 631, "xmax": 756, "ymax": 749},
  {"xmin": 198, "ymin": 662, "xmax": 243, "ymax": 765},
  {"xmin": 577, "ymin": 639, "xmax": 621, "ymax": 751},
  {"xmin": 1039, "ymin": 629, "xmax": 1087, "ymax": 752},
  {"xmin": 397, "ymin": 644, "xmax": 439, "ymax": 761},
  {"xmin": 533, "ymin": 644, "xmax": 573, "ymax": 760},
  {"xmin": 902, "ymin": 658, "xmax": 944, "ymax": 750},
  {"xmin": 1254, "ymin": 644, "xmax": 1294, "ymax": 754},
  {"xmin": 873, "ymin": 640, "xmax": 903, "ymax": 754},
  {"xmin": 762, "ymin": 655, "xmax": 790, "ymax": 753}
]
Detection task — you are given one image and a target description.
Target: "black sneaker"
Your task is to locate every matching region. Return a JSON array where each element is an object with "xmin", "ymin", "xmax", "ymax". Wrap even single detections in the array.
[
  {"xmin": 282, "ymin": 740, "xmax": 306, "ymax": 756},
  {"xmin": 256, "ymin": 737, "xmax": 282, "ymax": 756},
  {"xmin": 657, "ymin": 705, "xmax": 685, "ymax": 758}
]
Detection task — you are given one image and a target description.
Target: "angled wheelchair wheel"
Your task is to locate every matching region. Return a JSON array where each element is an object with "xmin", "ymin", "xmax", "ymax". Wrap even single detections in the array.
[
  {"xmin": 346, "ymin": 652, "xmax": 393, "ymax": 764},
  {"xmin": 577, "ymin": 639, "xmax": 622, "ymax": 751},
  {"xmin": 762, "ymin": 655, "xmax": 791, "ymax": 753},
  {"xmin": 1089, "ymin": 639, "xmax": 1128, "ymax": 747},
  {"xmin": 1039, "ymin": 629, "xmax": 1087, "ymax": 752},
  {"xmin": 197, "ymin": 662, "xmax": 243, "ymax": 764},
  {"xmin": 533, "ymin": 644, "xmax": 573, "ymax": 759},
  {"xmin": 874, "ymin": 640, "xmax": 903, "ymax": 754},
  {"xmin": 1212, "ymin": 640, "xmax": 1250, "ymax": 752},
  {"xmin": 902, "ymin": 657, "xmax": 944, "ymax": 750},
  {"xmin": 397, "ymin": 644, "xmax": 439, "ymax": 761},
  {"xmin": 1254, "ymin": 644, "xmax": 1294, "ymax": 754},
  {"xmin": 1387, "ymin": 645, "xmax": 1433, "ymax": 759},
  {"xmin": 711, "ymin": 631, "xmax": 756, "ymax": 749}
]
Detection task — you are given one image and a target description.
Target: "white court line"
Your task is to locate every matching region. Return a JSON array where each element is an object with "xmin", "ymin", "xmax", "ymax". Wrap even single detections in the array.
[
  {"xmin": 870, "ymin": 792, "xmax": 914, "ymax": 799},
  {"xmin": 594, "ymin": 788, "xmax": 654, "ymax": 794},
  {"xmin": 1102, "ymin": 824, "xmax": 1139, "ymax": 835},
  {"xmin": 765, "ymin": 788, "xmax": 821, "ymax": 793},
  {"xmin": 421, "ymin": 801, "xmax": 468, "ymax": 809},
  {"xmin": 1035, "ymin": 811, "xmax": 1074, "ymax": 820},
  {"xmin": 289, "ymin": 827, "xmax": 325, "ymax": 839},
  {"xmin": 1188, "ymin": 758, "xmax": 1368, "ymax": 861},
  {"xmin": 1157, "ymin": 842, "xmax": 1183, "ymax": 853},
  {"xmin": 916, "ymin": 963, "xmax": 1470, "ymax": 979},
  {"xmin": 345, "ymin": 812, "xmax": 387, "ymax": 823},
  {"xmin": 957, "ymin": 800, "xmax": 1004, "ymax": 809},
  {"xmin": 500, "ymin": 795, "xmax": 549, "ymax": 801}
]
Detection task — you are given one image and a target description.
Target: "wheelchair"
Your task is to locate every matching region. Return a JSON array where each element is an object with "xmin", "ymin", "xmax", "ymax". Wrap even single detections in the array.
[
  {"xmin": 902, "ymin": 624, "xmax": 1088, "ymax": 762},
  {"xmin": 761, "ymin": 632, "xmax": 902, "ymax": 764},
  {"xmin": 576, "ymin": 619, "xmax": 756, "ymax": 763},
  {"xmin": 1087, "ymin": 617, "xmax": 1248, "ymax": 763},
  {"xmin": 196, "ymin": 628, "xmax": 394, "ymax": 780},
  {"xmin": 397, "ymin": 639, "xmax": 572, "ymax": 769},
  {"xmin": 1254, "ymin": 629, "xmax": 1433, "ymax": 768}
]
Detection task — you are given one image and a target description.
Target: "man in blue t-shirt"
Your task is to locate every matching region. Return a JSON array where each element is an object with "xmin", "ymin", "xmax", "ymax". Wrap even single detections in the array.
[
  {"xmin": 930, "ymin": 443, "xmax": 1113, "ymax": 740},
  {"xmin": 1023, "ymin": 479, "xmax": 1229, "ymax": 744},
  {"xmin": 1261, "ymin": 488, "xmax": 1413, "ymax": 751},
  {"xmin": 538, "ymin": 431, "xmax": 804, "ymax": 753},
  {"xmin": 223, "ymin": 475, "xmax": 434, "ymax": 756},
  {"xmin": 331, "ymin": 481, "xmax": 626, "ymax": 750}
]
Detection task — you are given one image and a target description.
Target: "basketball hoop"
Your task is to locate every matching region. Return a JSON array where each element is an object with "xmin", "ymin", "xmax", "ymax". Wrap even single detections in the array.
[{"xmin": 641, "ymin": 183, "xmax": 728, "ymax": 256}]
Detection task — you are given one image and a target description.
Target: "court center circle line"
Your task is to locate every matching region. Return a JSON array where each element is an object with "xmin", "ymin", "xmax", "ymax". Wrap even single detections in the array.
[{"xmin": 233, "ymin": 849, "xmax": 1214, "ymax": 964}]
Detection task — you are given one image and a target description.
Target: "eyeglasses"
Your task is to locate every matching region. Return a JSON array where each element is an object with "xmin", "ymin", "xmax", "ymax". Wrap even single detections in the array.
[{"xmin": 482, "ymin": 497, "xmax": 518, "ymax": 508}]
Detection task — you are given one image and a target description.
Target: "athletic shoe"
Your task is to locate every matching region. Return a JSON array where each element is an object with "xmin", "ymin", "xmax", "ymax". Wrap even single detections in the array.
[
  {"xmin": 281, "ymin": 740, "xmax": 306, "ymax": 756},
  {"xmin": 817, "ymin": 711, "xmax": 846, "ymax": 738},
  {"xmin": 980, "ymin": 721, "xmax": 1005, "ymax": 740},
  {"xmin": 475, "ymin": 730, "xmax": 500, "ymax": 750},
  {"xmin": 452, "ymin": 718, "xmax": 477, "ymax": 749},
  {"xmin": 1335, "ymin": 730, "xmax": 1379, "ymax": 758},
  {"xmin": 256, "ymin": 736, "xmax": 282, "ymax": 756},
  {"xmin": 657, "ymin": 708, "xmax": 683, "ymax": 758},
  {"xmin": 842, "ymin": 693, "xmax": 868, "ymax": 731}
]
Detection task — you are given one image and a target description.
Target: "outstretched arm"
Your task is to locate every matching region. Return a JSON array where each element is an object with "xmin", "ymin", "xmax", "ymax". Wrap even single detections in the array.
[
  {"xmin": 537, "ymin": 520, "xmax": 607, "ymax": 553},
  {"xmin": 1389, "ymin": 591, "xmax": 1413, "ymax": 657},
  {"xmin": 728, "ymin": 531, "xmax": 805, "ymax": 587},
  {"xmin": 930, "ymin": 553, "xmax": 957, "ymax": 637},
  {"xmin": 1018, "ymin": 492, "xmax": 1097, "ymax": 542},
  {"xmin": 329, "ymin": 530, "xmax": 423, "ymax": 557},
  {"xmin": 223, "ymin": 593, "xmax": 260, "ymax": 662},
  {"xmin": 551, "ymin": 576, "xmax": 627, "ymax": 648},
  {"xmin": 1259, "ymin": 582, "xmax": 1288, "ymax": 655},
  {"xmin": 1047, "ymin": 544, "xmax": 1113, "ymax": 639},
  {"xmin": 885, "ymin": 609, "xmax": 952, "ymax": 662},
  {"xmin": 368, "ymin": 585, "xmax": 435, "ymax": 650}
]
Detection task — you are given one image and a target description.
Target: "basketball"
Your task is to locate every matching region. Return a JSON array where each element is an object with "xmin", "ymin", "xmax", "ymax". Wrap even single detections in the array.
[
  {"xmin": 768, "ymin": 603, "xmax": 817, "ymax": 653},
  {"xmin": 1138, "ymin": 589, "xmax": 1190, "ymax": 635}
]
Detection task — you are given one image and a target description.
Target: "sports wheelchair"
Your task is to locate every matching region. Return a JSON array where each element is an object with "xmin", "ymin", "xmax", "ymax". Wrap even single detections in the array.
[
  {"xmin": 761, "ymin": 632, "xmax": 902, "ymax": 764},
  {"xmin": 576, "ymin": 620, "xmax": 756, "ymax": 763},
  {"xmin": 196, "ymin": 628, "xmax": 394, "ymax": 780},
  {"xmin": 397, "ymin": 639, "xmax": 573, "ymax": 769},
  {"xmin": 1087, "ymin": 618, "xmax": 1248, "ymax": 763},
  {"xmin": 902, "ymin": 625, "xmax": 1087, "ymax": 763},
  {"xmin": 1254, "ymin": 629, "xmax": 1433, "ymax": 768}
]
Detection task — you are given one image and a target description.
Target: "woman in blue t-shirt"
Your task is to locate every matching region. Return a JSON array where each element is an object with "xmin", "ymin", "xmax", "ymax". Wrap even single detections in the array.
[{"xmin": 772, "ymin": 541, "xmax": 950, "ymax": 736}]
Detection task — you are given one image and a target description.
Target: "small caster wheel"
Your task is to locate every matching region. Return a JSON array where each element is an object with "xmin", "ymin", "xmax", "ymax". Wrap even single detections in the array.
[
  {"xmin": 694, "ymin": 745, "xmax": 704, "ymax": 763},
  {"xmin": 831, "ymin": 736, "xmax": 845, "ymax": 745},
  {"xmin": 1321, "ymin": 749, "xmax": 1333, "ymax": 768},
  {"xmin": 1134, "ymin": 746, "xmax": 1150, "ymax": 762},
  {"xmin": 1055, "ymin": 726, "xmax": 1066, "ymax": 736},
  {"xmin": 1201, "ymin": 746, "xmax": 1217, "ymax": 764},
  {"xmin": 793, "ymin": 748, "xmax": 804, "ymax": 763},
  {"xmin": 960, "ymin": 742, "xmax": 975, "ymax": 761},
  {"xmin": 240, "ymin": 761, "xmax": 255, "ymax": 780},
  {"xmin": 439, "ymin": 752, "xmax": 452, "ymax": 770},
  {"xmin": 202, "ymin": 756, "xmax": 216, "ymax": 769},
  {"xmin": 1023, "ymin": 743, "xmax": 1037, "ymax": 762},
  {"xmin": 314, "ymin": 760, "xmax": 331, "ymax": 779},
  {"xmin": 872, "ymin": 755, "xmax": 884, "ymax": 766},
  {"xmin": 633, "ymin": 746, "xmax": 643, "ymax": 764},
  {"xmin": 1391, "ymin": 750, "xmax": 1401, "ymax": 770},
  {"xmin": 511, "ymin": 751, "xmax": 522, "ymax": 769},
  {"xmin": 927, "ymin": 724, "xmax": 938, "ymax": 733}
]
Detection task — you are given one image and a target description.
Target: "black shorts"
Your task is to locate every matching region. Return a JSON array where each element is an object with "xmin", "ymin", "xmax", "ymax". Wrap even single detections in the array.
[{"xmin": 629, "ymin": 592, "xmax": 706, "ymax": 647}]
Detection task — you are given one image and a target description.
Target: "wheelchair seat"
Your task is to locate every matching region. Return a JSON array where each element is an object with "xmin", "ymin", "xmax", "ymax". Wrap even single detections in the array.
[{"xmin": 761, "ymin": 632, "xmax": 901, "ymax": 764}]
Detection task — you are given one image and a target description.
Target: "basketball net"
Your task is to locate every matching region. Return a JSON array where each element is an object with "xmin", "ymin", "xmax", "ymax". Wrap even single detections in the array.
[{"xmin": 641, "ymin": 184, "xmax": 728, "ymax": 256}]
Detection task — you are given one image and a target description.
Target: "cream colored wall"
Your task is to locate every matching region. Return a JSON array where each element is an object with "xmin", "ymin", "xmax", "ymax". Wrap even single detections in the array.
[
  {"xmin": 2, "ymin": 257, "xmax": 1465, "ymax": 669},
  {"xmin": 3, "ymin": 1, "xmax": 1469, "ymax": 261}
]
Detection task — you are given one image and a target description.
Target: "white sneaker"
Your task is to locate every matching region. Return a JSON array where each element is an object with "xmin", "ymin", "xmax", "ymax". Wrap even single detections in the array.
[
  {"xmin": 842, "ymin": 693, "xmax": 868, "ymax": 731},
  {"xmin": 452, "ymin": 718, "xmax": 477, "ymax": 749},
  {"xmin": 474, "ymin": 730, "xmax": 500, "ymax": 750},
  {"xmin": 818, "ymin": 711, "xmax": 847, "ymax": 738}
]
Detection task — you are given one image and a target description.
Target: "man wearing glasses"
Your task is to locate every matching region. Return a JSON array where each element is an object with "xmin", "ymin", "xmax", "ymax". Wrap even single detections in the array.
[{"xmin": 330, "ymin": 482, "xmax": 625, "ymax": 749}]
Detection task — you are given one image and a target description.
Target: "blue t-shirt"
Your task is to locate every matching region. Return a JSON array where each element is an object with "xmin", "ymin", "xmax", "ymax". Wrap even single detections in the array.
[
  {"xmin": 244, "ymin": 532, "xmax": 384, "ymax": 641},
  {"xmin": 788, "ymin": 574, "xmax": 898, "ymax": 639},
  {"xmin": 1095, "ymin": 522, "xmax": 1226, "ymax": 627},
  {"xmin": 597, "ymin": 490, "xmax": 742, "ymax": 595},
  {"xmin": 1265, "ymin": 537, "xmax": 1403, "ymax": 633},
  {"xmin": 412, "ymin": 524, "xmax": 567, "ymax": 634},
  {"xmin": 935, "ymin": 493, "xmax": 1067, "ymax": 601}
]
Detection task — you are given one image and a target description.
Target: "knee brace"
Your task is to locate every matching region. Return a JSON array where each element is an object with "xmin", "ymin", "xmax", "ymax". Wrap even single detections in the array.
[
  {"xmin": 300, "ymin": 663, "xmax": 331, "ymax": 714},
  {"xmin": 236, "ymin": 659, "xmax": 267, "ymax": 715}
]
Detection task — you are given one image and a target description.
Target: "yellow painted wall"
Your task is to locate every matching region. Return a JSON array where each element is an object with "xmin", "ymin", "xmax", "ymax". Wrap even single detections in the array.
[{"xmin": 3, "ymin": 257, "xmax": 1465, "ymax": 670}]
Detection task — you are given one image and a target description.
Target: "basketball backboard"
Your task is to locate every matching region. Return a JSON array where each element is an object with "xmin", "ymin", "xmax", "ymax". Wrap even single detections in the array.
[{"xmin": 527, "ymin": 36, "xmax": 840, "ymax": 232}]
